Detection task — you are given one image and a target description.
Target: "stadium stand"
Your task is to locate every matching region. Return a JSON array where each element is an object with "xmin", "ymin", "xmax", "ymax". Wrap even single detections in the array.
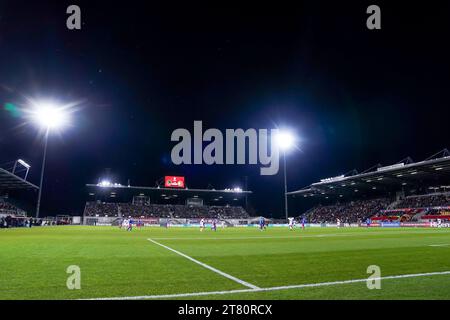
[
  {"xmin": 421, "ymin": 207, "xmax": 450, "ymax": 221},
  {"xmin": 305, "ymin": 198, "xmax": 391, "ymax": 224},
  {"xmin": 393, "ymin": 193, "xmax": 450, "ymax": 209},
  {"xmin": 371, "ymin": 208, "xmax": 421, "ymax": 222},
  {"xmin": 83, "ymin": 202, "xmax": 250, "ymax": 219},
  {"xmin": 0, "ymin": 200, "xmax": 21, "ymax": 215},
  {"xmin": 0, "ymin": 200, "xmax": 40, "ymax": 228},
  {"xmin": 303, "ymin": 192, "xmax": 450, "ymax": 223},
  {"xmin": 0, "ymin": 197, "xmax": 36, "ymax": 228},
  {"xmin": 290, "ymin": 149, "xmax": 450, "ymax": 224}
]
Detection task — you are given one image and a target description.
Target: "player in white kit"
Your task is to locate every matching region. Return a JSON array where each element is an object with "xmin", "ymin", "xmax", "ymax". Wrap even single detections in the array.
[
  {"xmin": 200, "ymin": 218, "xmax": 205, "ymax": 232},
  {"xmin": 288, "ymin": 217, "xmax": 295, "ymax": 230}
]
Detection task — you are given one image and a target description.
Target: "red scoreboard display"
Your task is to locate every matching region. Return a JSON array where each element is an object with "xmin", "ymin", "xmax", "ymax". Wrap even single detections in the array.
[{"xmin": 164, "ymin": 176, "xmax": 185, "ymax": 188}]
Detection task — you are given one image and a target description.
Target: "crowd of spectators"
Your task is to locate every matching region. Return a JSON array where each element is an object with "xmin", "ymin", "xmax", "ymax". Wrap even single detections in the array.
[
  {"xmin": 306, "ymin": 198, "xmax": 391, "ymax": 224},
  {"xmin": 84, "ymin": 202, "xmax": 119, "ymax": 217},
  {"xmin": 425, "ymin": 207, "xmax": 450, "ymax": 215},
  {"xmin": 0, "ymin": 201, "xmax": 20, "ymax": 215},
  {"xmin": 306, "ymin": 193, "xmax": 450, "ymax": 224},
  {"xmin": 0, "ymin": 216, "xmax": 36, "ymax": 228},
  {"xmin": 0, "ymin": 200, "xmax": 31, "ymax": 228},
  {"xmin": 371, "ymin": 209, "xmax": 420, "ymax": 222},
  {"xmin": 84, "ymin": 201, "xmax": 250, "ymax": 219},
  {"xmin": 394, "ymin": 193, "xmax": 450, "ymax": 209}
]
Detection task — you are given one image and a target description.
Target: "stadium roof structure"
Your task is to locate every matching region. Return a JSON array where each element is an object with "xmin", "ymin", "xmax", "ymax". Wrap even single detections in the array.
[
  {"xmin": 85, "ymin": 183, "xmax": 252, "ymax": 204},
  {"xmin": 287, "ymin": 149, "xmax": 450, "ymax": 199},
  {"xmin": 86, "ymin": 184, "xmax": 252, "ymax": 194},
  {"xmin": 0, "ymin": 167, "xmax": 39, "ymax": 190}
]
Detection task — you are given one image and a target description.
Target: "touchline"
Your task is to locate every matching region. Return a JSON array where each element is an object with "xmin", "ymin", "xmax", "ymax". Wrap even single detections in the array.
[{"xmin": 170, "ymin": 121, "xmax": 281, "ymax": 175}]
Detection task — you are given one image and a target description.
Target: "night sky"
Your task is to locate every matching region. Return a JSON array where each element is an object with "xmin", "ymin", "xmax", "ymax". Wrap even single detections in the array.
[{"xmin": 0, "ymin": 1, "xmax": 449, "ymax": 217}]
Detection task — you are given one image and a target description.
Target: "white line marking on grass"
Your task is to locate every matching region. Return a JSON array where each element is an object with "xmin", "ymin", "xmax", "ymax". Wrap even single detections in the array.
[
  {"xmin": 85, "ymin": 270, "xmax": 450, "ymax": 300},
  {"xmin": 149, "ymin": 234, "xmax": 349, "ymax": 241},
  {"xmin": 149, "ymin": 230, "xmax": 450, "ymax": 241},
  {"xmin": 151, "ymin": 235, "xmax": 308, "ymax": 240},
  {"xmin": 147, "ymin": 238, "xmax": 259, "ymax": 290},
  {"xmin": 429, "ymin": 244, "xmax": 450, "ymax": 247}
]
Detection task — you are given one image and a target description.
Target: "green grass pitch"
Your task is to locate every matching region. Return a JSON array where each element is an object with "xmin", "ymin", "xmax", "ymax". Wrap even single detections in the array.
[{"xmin": 1, "ymin": 226, "xmax": 450, "ymax": 300}]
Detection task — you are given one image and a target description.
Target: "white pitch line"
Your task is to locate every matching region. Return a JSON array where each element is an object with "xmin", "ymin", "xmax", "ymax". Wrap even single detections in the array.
[
  {"xmin": 147, "ymin": 238, "xmax": 259, "ymax": 290},
  {"xmin": 149, "ymin": 230, "xmax": 450, "ymax": 241},
  {"xmin": 85, "ymin": 270, "xmax": 450, "ymax": 300},
  {"xmin": 150, "ymin": 235, "xmax": 319, "ymax": 241},
  {"xmin": 429, "ymin": 244, "xmax": 450, "ymax": 247}
]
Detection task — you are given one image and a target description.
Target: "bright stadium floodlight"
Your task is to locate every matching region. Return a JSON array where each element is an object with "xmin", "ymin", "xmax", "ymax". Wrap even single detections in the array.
[
  {"xmin": 12, "ymin": 159, "xmax": 32, "ymax": 180},
  {"xmin": 275, "ymin": 131, "xmax": 295, "ymax": 151},
  {"xmin": 31, "ymin": 102, "xmax": 70, "ymax": 130},
  {"xmin": 17, "ymin": 159, "xmax": 31, "ymax": 169},
  {"xmin": 25, "ymin": 99, "xmax": 76, "ymax": 218},
  {"xmin": 98, "ymin": 180, "xmax": 112, "ymax": 187}
]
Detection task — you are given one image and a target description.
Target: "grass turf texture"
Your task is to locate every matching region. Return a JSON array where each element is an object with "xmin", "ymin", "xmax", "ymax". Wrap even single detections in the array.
[{"xmin": 0, "ymin": 226, "xmax": 449, "ymax": 300}]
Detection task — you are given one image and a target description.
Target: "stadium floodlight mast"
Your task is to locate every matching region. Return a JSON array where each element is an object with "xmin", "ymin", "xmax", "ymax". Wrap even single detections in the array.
[
  {"xmin": 275, "ymin": 130, "xmax": 295, "ymax": 221},
  {"xmin": 29, "ymin": 101, "xmax": 71, "ymax": 218},
  {"xmin": 12, "ymin": 159, "xmax": 31, "ymax": 180}
]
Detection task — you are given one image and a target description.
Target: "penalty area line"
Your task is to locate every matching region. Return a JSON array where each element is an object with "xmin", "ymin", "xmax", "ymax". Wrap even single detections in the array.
[
  {"xmin": 147, "ymin": 238, "xmax": 260, "ymax": 290},
  {"xmin": 84, "ymin": 270, "xmax": 450, "ymax": 300}
]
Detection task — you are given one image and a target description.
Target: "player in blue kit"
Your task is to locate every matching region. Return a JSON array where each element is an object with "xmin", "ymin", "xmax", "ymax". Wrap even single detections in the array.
[{"xmin": 259, "ymin": 217, "xmax": 265, "ymax": 231}]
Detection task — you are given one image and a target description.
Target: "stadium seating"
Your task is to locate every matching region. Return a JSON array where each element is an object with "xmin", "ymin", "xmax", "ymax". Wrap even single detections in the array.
[
  {"xmin": 305, "ymin": 198, "xmax": 391, "ymax": 223},
  {"xmin": 83, "ymin": 202, "xmax": 250, "ymax": 219},
  {"xmin": 305, "ymin": 192, "xmax": 450, "ymax": 223},
  {"xmin": 393, "ymin": 193, "xmax": 450, "ymax": 209},
  {"xmin": 0, "ymin": 200, "xmax": 21, "ymax": 215},
  {"xmin": 371, "ymin": 209, "xmax": 415, "ymax": 222}
]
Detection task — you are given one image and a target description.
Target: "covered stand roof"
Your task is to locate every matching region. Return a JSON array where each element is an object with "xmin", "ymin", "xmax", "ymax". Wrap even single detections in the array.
[
  {"xmin": 86, "ymin": 183, "xmax": 252, "ymax": 204},
  {"xmin": 287, "ymin": 149, "xmax": 450, "ymax": 199},
  {"xmin": 0, "ymin": 167, "xmax": 39, "ymax": 191}
]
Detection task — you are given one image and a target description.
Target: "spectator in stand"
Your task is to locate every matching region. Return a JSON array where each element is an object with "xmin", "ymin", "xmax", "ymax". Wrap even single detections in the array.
[
  {"xmin": 0, "ymin": 201, "xmax": 20, "ymax": 215},
  {"xmin": 305, "ymin": 198, "xmax": 390, "ymax": 224},
  {"xmin": 394, "ymin": 193, "xmax": 450, "ymax": 209},
  {"xmin": 83, "ymin": 201, "xmax": 250, "ymax": 219}
]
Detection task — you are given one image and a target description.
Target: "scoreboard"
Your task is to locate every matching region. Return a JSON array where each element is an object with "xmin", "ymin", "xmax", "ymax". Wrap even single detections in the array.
[{"xmin": 164, "ymin": 176, "xmax": 185, "ymax": 188}]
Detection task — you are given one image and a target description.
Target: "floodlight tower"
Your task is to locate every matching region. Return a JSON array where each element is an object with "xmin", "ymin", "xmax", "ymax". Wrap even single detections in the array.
[
  {"xmin": 275, "ymin": 131, "xmax": 295, "ymax": 221},
  {"xmin": 31, "ymin": 102, "xmax": 70, "ymax": 218}
]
